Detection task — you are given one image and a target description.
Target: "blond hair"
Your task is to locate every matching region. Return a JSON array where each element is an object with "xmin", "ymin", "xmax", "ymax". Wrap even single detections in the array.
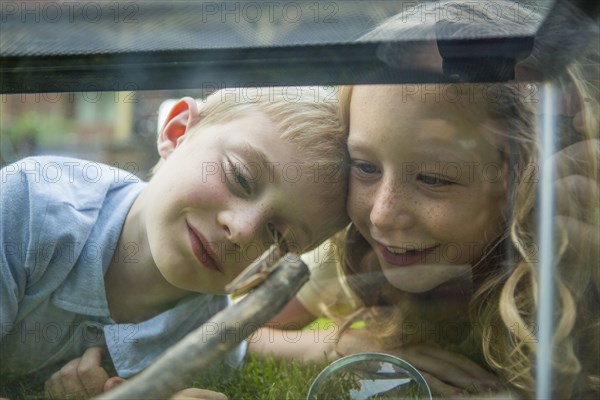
[
  {"xmin": 154, "ymin": 86, "xmax": 348, "ymax": 172},
  {"xmin": 153, "ymin": 86, "xmax": 350, "ymax": 247},
  {"xmin": 336, "ymin": 1, "xmax": 599, "ymax": 398}
]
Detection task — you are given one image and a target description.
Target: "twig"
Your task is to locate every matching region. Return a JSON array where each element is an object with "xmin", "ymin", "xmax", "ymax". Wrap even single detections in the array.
[{"xmin": 95, "ymin": 253, "xmax": 309, "ymax": 400}]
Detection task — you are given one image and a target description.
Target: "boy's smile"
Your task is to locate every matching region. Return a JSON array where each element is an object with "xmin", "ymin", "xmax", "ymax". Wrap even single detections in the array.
[{"xmin": 186, "ymin": 220, "xmax": 223, "ymax": 273}]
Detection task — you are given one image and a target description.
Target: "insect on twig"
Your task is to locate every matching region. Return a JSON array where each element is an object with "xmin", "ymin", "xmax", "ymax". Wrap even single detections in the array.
[{"xmin": 225, "ymin": 244, "xmax": 288, "ymax": 297}]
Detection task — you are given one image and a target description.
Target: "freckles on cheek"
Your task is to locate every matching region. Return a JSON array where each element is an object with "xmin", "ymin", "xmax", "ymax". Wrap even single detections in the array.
[
  {"xmin": 426, "ymin": 204, "xmax": 467, "ymax": 237},
  {"xmin": 454, "ymin": 205, "xmax": 496, "ymax": 242}
]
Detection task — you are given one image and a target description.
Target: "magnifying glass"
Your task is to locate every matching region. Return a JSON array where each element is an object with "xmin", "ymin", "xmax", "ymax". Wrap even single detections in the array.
[{"xmin": 307, "ymin": 352, "xmax": 432, "ymax": 400}]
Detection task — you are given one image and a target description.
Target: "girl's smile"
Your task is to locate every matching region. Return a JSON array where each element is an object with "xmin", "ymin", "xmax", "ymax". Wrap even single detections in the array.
[{"xmin": 376, "ymin": 242, "xmax": 440, "ymax": 267}]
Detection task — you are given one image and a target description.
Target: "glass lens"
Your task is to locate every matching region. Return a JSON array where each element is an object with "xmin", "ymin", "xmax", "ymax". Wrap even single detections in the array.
[{"xmin": 307, "ymin": 353, "xmax": 432, "ymax": 400}]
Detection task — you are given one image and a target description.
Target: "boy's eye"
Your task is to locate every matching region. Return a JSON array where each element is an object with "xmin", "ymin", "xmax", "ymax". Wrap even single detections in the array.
[
  {"xmin": 268, "ymin": 223, "xmax": 289, "ymax": 253},
  {"xmin": 417, "ymin": 173, "xmax": 455, "ymax": 187},
  {"xmin": 227, "ymin": 159, "xmax": 253, "ymax": 195},
  {"xmin": 235, "ymin": 173, "xmax": 251, "ymax": 193},
  {"xmin": 351, "ymin": 160, "xmax": 380, "ymax": 177}
]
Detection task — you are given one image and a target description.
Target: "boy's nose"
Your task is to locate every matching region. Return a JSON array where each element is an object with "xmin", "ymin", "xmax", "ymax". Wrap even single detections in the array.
[
  {"xmin": 218, "ymin": 207, "xmax": 269, "ymax": 247},
  {"xmin": 369, "ymin": 179, "xmax": 414, "ymax": 231}
]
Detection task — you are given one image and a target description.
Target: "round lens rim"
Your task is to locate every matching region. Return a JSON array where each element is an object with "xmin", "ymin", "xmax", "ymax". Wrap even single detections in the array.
[{"xmin": 306, "ymin": 352, "xmax": 432, "ymax": 399}]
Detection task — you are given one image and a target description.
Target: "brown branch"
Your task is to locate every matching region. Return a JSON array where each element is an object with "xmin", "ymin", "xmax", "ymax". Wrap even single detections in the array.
[{"xmin": 95, "ymin": 254, "xmax": 309, "ymax": 400}]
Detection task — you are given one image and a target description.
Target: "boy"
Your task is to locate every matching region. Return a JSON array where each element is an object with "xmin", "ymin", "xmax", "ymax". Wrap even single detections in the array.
[{"xmin": 0, "ymin": 87, "xmax": 349, "ymax": 397}]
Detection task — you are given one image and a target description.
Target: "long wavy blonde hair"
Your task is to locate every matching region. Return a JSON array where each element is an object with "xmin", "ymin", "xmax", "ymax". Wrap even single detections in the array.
[{"xmin": 337, "ymin": 1, "xmax": 599, "ymax": 398}]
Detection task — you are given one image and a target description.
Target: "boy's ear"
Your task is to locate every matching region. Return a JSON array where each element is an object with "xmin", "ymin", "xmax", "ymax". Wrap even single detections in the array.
[{"xmin": 157, "ymin": 97, "xmax": 199, "ymax": 159}]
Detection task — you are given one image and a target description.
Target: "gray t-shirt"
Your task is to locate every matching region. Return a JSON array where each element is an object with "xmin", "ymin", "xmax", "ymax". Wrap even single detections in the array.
[{"xmin": 1, "ymin": 156, "xmax": 245, "ymax": 386}]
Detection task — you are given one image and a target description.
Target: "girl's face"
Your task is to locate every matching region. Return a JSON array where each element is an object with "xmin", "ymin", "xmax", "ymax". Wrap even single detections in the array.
[{"xmin": 347, "ymin": 85, "xmax": 507, "ymax": 293}]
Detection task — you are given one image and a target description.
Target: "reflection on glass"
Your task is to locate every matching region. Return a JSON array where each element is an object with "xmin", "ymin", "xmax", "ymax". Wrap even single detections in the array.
[{"xmin": 307, "ymin": 353, "xmax": 431, "ymax": 400}]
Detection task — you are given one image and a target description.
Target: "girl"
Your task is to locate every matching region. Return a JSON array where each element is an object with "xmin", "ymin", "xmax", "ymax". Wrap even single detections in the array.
[{"xmin": 250, "ymin": 1, "xmax": 599, "ymax": 398}]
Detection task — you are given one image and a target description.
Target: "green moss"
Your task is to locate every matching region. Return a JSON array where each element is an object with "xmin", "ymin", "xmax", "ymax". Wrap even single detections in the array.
[{"xmin": 195, "ymin": 354, "xmax": 329, "ymax": 400}]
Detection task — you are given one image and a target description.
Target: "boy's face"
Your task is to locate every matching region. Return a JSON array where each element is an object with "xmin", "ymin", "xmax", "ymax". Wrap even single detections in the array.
[{"xmin": 144, "ymin": 112, "xmax": 344, "ymax": 294}]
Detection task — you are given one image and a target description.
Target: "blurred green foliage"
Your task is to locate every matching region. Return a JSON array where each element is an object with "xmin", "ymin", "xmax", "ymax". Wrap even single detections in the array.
[{"xmin": 3, "ymin": 111, "xmax": 73, "ymax": 148}]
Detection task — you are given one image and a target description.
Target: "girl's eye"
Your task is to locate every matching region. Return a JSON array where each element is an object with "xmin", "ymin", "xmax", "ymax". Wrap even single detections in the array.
[
  {"xmin": 351, "ymin": 160, "xmax": 381, "ymax": 177},
  {"xmin": 417, "ymin": 174, "xmax": 454, "ymax": 187}
]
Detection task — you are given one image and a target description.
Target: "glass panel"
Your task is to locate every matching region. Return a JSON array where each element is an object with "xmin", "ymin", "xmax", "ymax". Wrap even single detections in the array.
[{"xmin": 1, "ymin": 1, "xmax": 597, "ymax": 399}]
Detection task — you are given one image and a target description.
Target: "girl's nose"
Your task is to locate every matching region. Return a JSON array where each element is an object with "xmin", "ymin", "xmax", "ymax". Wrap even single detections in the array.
[{"xmin": 369, "ymin": 178, "xmax": 414, "ymax": 231}]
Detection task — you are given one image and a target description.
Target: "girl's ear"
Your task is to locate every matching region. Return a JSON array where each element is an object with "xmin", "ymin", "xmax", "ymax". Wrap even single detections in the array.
[{"xmin": 157, "ymin": 97, "xmax": 199, "ymax": 159}]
